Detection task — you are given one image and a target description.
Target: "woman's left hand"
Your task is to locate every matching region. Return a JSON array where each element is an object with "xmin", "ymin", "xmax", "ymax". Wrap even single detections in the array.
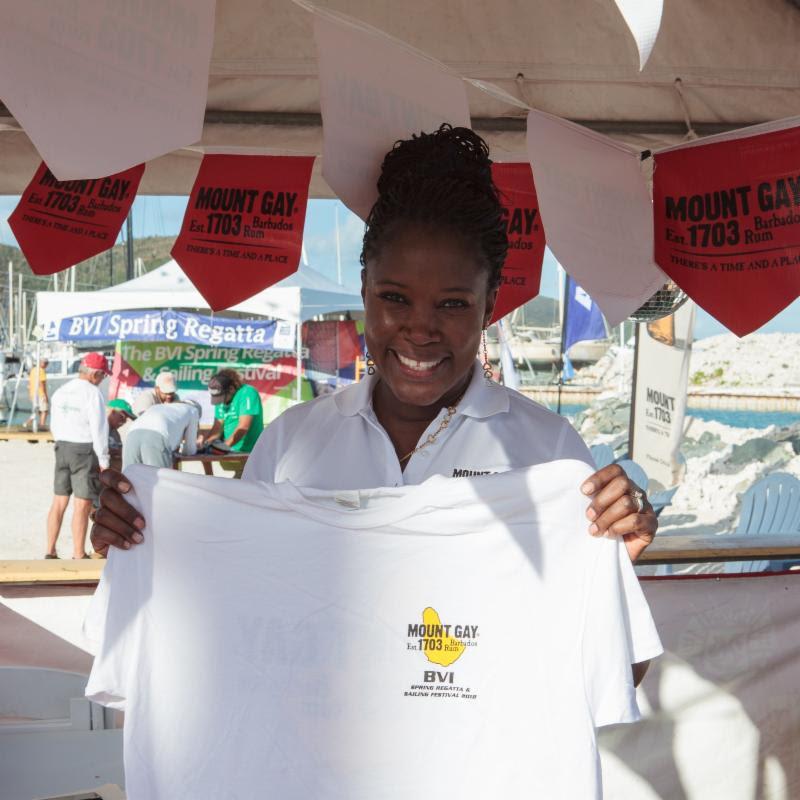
[{"xmin": 580, "ymin": 464, "xmax": 658, "ymax": 563}]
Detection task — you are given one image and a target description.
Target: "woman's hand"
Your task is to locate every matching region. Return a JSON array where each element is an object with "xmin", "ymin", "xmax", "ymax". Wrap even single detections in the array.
[
  {"xmin": 581, "ymin": 464, "xmax": 657, "ymax": 563},
  {"xmin": 89, "ymin": 468, "xmax": 145, "ymax": 556}
]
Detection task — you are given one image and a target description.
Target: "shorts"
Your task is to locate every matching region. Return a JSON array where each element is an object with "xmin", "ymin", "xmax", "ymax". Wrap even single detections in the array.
[
  {"xmin": 123, "ymin": 429, "xmax": 174, "ymax": 469},
  {"xmin": 53, "ymin": 441, "xmax": 101, "ymax": 501},
  {"xmin": 29, "ymin": 397, "xmax": 48, "ymax": 412}
]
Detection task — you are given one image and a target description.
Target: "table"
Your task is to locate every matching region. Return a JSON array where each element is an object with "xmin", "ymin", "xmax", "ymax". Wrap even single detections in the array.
[
  {"xmin": 637, "ymin": 533, "xmax": 800, "ymax": 565},
  {"xmin": 173, "ymin": 452, "xmax": 249, "ymax": 476}
]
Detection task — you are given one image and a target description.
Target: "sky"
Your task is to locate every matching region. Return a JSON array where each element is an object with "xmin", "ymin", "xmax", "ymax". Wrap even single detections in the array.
[{"xmin": 2, "ymin": 194, "xmax": 799, "ymax": 340}]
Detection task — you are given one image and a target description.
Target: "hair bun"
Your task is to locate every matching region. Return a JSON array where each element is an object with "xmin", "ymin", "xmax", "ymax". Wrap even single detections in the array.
[
  {"xmin": 377, "ymin": 124, "xmax": 493, "ymax": 197},
  {"xmin": 361, "ymin": 123, "xmax": 508, "ymax": 288}
]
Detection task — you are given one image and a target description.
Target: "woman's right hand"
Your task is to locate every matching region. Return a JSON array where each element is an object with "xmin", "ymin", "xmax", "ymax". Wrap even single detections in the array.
[{"xmin": 90, "ymin": 469, "xmax": 146, "ymax": 556}]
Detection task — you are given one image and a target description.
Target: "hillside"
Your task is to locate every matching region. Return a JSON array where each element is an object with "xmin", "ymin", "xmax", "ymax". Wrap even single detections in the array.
[
  {"xmin": 0, "ymin": 236, "xmax": 175, "ymax": 293},
  {"xmin": 514, "ymin": 294, "xmax": 560, "ymax": 328},
  {"xmin": 0, "ymin": 236, "xmax": 175, "ymax": 334}
]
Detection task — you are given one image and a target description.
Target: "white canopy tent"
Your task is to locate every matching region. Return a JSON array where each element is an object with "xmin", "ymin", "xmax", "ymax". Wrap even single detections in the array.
[
  {"xmin": 1, "ymin": 0, "xmax": 798, "ymax": 196},
  {"xmin": 35, "ymin": 260, "xmax": 364, "ymax": 401},
  {"xmin": 35, "ymin": 259, "xmax": 363, "ymax": 325}
]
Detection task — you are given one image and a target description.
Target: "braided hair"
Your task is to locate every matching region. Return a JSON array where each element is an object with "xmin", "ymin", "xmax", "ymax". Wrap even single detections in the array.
[{"xmin": 360, "ymin": 124, "xmax": 508, "ymax": 289}]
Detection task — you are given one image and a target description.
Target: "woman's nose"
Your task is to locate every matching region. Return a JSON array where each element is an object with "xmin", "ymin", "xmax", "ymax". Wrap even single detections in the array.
[{"xmin": 402, "ymin": 307, "xmax": 440, "ymax": 344}]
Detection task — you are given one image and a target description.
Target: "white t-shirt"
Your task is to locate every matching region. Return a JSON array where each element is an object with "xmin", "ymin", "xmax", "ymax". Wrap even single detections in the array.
[
  {"xmin": 129, "ymin": 402, "xmax": 199, "ymax": 455},
  {"xmin": 85, "ymin": 461, "xmax": 662, "ymax": 800},
  {"xmin": 50, "ymin": 377, "xmax": 110, "ymax": 468},
  {"xmin": 243, "ymin": 362, "xmax": 593, "ymax": 488}
]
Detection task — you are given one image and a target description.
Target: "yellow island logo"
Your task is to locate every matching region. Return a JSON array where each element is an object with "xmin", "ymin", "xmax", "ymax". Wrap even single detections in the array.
[{"xmin": 407, "ymin": 607, "xmax": 478, "ymax": 666}]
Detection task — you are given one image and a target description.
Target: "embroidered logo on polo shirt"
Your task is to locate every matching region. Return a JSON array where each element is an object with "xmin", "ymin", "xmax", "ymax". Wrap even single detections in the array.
[{"xmin": 452, "ymin": 467, "xmax": 495, "ymax": 477}]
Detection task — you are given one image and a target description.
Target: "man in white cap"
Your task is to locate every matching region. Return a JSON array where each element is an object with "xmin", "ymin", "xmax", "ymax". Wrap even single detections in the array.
[
  {"xmin": 133, "ymin": 370, "xmax": 179, "ymax": 417},
  {"xmin": 46, "ymin": 351, "xmax": 111, "ymax": 559}
]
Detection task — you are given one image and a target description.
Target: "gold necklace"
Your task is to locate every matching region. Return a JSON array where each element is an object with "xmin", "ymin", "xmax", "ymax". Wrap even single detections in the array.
[{"xmin": 397, "ymin": 394, "xmax": 464, "ymax": 463}]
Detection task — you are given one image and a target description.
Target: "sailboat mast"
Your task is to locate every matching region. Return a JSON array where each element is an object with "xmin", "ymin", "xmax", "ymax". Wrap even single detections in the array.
[{"xmin": 556, "ymin": 270, "xmax": 571, "ymax": 415}]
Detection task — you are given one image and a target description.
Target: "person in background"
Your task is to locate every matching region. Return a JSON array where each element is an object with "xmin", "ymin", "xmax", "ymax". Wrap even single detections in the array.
[
  {"xmin": 107, "ymin": 398, "xmax": 137, "ymax": 471},
  {"xmin": 200, "ymin": 370, "xmax": 264, "ymax": 454},
  {"xmin": 46, "ymin": 352, "xmax": 110, "ymax": 559},
  {"xmin": 132, "ymin": 370, "xmax": 179, "ymax": 416},
  {"xmin": 123, "ymin": 399, "xmax": 200, "ymax": 469},
  {"xmin": 25, "ymin": 357, "xmax": 49, "ymax": 430}
]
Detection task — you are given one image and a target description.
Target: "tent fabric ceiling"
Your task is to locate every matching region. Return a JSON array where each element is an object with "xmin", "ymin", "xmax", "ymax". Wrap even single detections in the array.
[{"xmin": 1, "ymin": 0, "xmax": 799, "ymax": 195}]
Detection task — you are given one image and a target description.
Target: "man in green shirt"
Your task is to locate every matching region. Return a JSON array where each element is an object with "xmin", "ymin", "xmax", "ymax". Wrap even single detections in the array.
[{"xmin": 202, "ymin": 369, "xmax": 264, "ymax": 453}]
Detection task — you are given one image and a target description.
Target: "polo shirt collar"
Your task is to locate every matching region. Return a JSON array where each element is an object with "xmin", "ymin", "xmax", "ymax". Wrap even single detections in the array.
[
  {"xmin": 334, "ymin": 370, "xmax": 378, "ymax": 417},
  {"xmin": 333, "ymin": 361, "xmax": 509, "ymax": 419},
  {"xmin": 457, "ymin": 361, "xmax": 510, "ymax": 419}
]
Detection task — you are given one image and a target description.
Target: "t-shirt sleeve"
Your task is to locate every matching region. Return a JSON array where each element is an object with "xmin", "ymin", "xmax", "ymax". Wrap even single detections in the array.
[
  {"xmin": 241, "ymin": 417, "xmax": 279, "ymax": 483},
  {"xmin": 182, "ymin": 409, "xmax": 199, "ymax": 456},
  {"xmin": 236, "ymin": 385, "xmax": 262, "ymax": 416},
  {"xmin": 83, "ymin": 467, "xmax": 152, "ymax": 710},
  {"xmin": 555, "ymin": 418, "xmax": 593, "ymax": 466},
  {"xmin": 89, "ymin": 387, "xmax": 110, "ymax": 470},
  {"xmin": 83, "ymin": 547, "xmax": 142, "ymax": 710},
  {"xmin": 580, "ymin": 538, "xmax": 663, "ymax": 728}
]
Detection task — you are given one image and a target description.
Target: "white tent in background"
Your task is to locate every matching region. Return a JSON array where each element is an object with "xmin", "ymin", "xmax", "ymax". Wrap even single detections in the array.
[
  {"xmin": 35, "ymin": 260, "xmax": 364, "ymax": 401},
  {"xmin": 35, "ymin": 259, "xmax": 363, "ymax": 325}
]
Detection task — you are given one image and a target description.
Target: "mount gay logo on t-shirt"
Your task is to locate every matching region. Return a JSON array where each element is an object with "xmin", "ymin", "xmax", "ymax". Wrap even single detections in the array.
[
  {"xmin": 403, "ymin": 607, "xmax": 479, "ymax": 701},
  {"xmin": 451, "ymin": 466, "xmax": 507, "ymax": 478}
]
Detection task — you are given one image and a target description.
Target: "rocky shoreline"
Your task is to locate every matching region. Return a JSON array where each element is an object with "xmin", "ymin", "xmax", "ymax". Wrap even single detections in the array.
[
  {"xmin": 575, "ymin": 331, "xmax": 800, "ymax": 397},
  {"xmin": 572, "ymin": 394, "xmax": 800, "ymax": 540}
]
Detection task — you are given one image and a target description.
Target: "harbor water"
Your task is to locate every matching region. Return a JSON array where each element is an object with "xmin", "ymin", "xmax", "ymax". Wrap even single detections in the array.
[{"xmin": 555, "ymin": 403, "xmax": 798, "ymax": 429}]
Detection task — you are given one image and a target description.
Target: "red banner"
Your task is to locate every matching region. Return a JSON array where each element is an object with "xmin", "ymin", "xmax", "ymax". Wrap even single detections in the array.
[
  {"xmin": 653, "ymin": 126, "xmax": 800, "ymax": 336},
  {"xmin": 9, "ymin": 162, "xmax": 144, "ymax": 275},
  {"xmin": 171, "ymin": 155, "xmax": 315, "ymax": 311},
  {"xmin": 490, "ymin": 163, "xmax": 546, "ymax": 323}
]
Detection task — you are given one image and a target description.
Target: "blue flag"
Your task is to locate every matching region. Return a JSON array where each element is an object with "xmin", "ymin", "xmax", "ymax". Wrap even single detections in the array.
[{"xmin": 564, "ymin": 278, "xmax": 606, "ymax": 353}]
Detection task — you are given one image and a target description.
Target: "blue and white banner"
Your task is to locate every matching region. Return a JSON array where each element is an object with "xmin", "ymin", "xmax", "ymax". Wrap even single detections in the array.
[{"xmin": 42, "ymin": 309, "xmax": 294, "ymax": 351}]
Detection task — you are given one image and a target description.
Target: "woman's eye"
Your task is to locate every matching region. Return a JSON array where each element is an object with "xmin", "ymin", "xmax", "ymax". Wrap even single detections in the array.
[
  {"xmin": 380, "ymin": 292, "xmax": 407, "ymax": 303},
  {"xmin": 441, "ymin": 298, "xmax": 469, "ymax": 309}
]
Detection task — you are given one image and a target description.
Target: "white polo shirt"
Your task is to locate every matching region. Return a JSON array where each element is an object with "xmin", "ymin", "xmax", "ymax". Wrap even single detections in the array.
[{"xmin": 243, "ymin": 362, "xmax": 592, "ymax": 489}]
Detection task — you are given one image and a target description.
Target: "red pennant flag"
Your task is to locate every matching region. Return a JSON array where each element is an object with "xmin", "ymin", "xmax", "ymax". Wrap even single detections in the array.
[
  {"xmin": 653, "ymin": 125, "xmax": 800, "ymax": 337},
  {"xmin": 490, "ymin": 163, "xmax": 546, "ymax": 323},
  {"xmin": 9, "ymin": 162, "xmax": 144, "ymax": 275},
  {"xmin": 109, "ymin": 350, "xmax": 142, "ymax": 400},
  {"xmin": 172, "ymin": 155, "xmax": 315, "ymax": 311}
]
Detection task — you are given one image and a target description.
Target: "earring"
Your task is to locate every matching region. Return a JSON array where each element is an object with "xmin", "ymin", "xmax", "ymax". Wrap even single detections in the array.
[
  {"xmin": 366, "ymin": 352, "xmax": 376, "ymax": 375},
  {"xmin": 481, "ymin": 330, "xmax": 493, "ymax": 381}
]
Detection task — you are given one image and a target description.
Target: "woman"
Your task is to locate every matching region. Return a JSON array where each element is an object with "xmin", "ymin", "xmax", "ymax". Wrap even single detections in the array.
[{"xmin": 92, "ymin": 125, "xmax": 656, "ymax": 567}]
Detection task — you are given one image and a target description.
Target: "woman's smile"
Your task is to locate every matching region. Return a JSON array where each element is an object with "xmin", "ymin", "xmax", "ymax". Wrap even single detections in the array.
[{"xmin": 392, "ymin": 351, "xmax": 448, "ymax": 377}]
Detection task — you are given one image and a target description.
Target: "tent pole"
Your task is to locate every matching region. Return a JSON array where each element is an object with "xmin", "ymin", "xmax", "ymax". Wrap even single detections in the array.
[{"xmin": 295, "ymin": 321, "xmax": 302, "ymax": 403}]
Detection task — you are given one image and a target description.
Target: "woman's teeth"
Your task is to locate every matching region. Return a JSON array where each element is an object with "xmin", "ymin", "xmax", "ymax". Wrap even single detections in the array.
[{"xmin": 396, "ymin": 353, "xmax": 442, "ymax": 371}]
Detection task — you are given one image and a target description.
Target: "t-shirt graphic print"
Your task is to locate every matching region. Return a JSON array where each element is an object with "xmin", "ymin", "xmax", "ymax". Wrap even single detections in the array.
[{"xmin": 85, "ymin": 461, "xmax": 662, "ymax": 800}]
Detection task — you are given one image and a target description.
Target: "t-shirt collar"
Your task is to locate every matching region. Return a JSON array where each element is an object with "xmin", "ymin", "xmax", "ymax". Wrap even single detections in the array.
[{"xmin": 333, "ymin": 360, "xmax": 509, "ymax": 419}]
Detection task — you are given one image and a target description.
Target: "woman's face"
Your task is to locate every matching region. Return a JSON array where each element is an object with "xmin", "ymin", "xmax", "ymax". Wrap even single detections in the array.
[{"xmin": 362, "ymin": 223, "xmax": 497, "ymax": 410}]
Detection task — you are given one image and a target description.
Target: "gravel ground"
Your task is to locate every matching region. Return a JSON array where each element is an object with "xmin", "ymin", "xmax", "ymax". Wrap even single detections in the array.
[{"xmin": 0, "ymin": 439, "xmax": 220, "ymax": 560}]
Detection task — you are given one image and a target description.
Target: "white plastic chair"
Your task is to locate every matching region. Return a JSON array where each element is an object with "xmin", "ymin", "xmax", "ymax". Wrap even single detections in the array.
[
  {"xmin": 590, "ymin": 443, "xmax": 615, "ymax": 469},
  {"xmin": 615, "ymin": 459, "xmax": 648, "ymax": 492},
  {"xmin": 0, "ymin": 667, "xmax": 123, "ymax": 798}
]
